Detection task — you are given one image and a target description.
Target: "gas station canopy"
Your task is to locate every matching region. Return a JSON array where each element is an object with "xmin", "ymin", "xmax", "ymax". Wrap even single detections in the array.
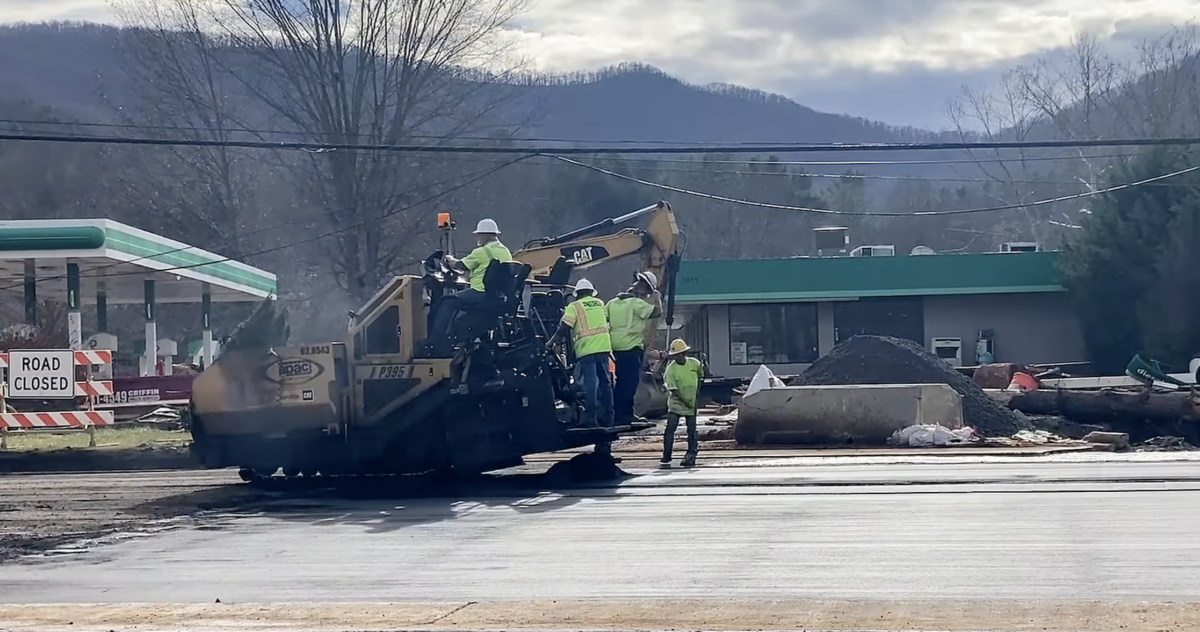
[{"xmin": 0, "ymin": 219, "xmax": 277, "ymax": 304}]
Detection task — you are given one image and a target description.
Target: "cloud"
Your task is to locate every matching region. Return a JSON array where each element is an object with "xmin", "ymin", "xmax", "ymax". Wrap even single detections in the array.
[{"xmin": 1, "ymin": 0, "xmax": 1197, "ymax": 127}]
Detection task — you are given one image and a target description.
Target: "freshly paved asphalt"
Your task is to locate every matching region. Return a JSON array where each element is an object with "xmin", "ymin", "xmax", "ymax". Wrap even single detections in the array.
[{"xmin": 3, "ymin": 454, "xmax": 1200, "ymax": 603}]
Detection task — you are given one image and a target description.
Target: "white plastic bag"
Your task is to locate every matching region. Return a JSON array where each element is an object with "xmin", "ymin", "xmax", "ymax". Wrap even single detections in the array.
[
  {"xmin": 889, "ymin": 424, "xmax": 980, "ymax": 447},
  {"xmin": 745, "ymin": 365, "xmax": 784, "ymax": 398}
]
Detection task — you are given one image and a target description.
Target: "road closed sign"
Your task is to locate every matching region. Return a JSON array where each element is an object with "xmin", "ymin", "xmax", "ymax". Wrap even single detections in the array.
[{"xmin": 6, "ymin": 350, "xmax": 75, "ymax": 399}]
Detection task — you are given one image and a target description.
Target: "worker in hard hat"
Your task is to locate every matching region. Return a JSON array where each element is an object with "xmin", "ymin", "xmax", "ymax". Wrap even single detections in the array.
[
  {"xmin": 661, "ymin": 338, "xmax": 703, "ymax": 468},
  {"xmin": 605, "ymin": 271, "xmax": 663, "ymax": 425},
  {"xmin": 549, "ymin": 278, "xmax": 614, "ymax": 429},
  {"xmin": 427, "ymin": 218, "xmax": 512, "ymax": 343}
]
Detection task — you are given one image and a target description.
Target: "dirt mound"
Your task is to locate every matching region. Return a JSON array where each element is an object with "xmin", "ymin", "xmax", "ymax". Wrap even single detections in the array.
[{"xmin": 791, "ymin": 335, "xmax": 1025, "ymax": 437}]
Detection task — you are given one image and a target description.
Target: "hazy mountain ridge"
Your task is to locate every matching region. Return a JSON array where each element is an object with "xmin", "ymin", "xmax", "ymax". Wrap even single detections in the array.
[{"xmin": 0, "ymin": 23, "xmax": 929, "ymax": 146}]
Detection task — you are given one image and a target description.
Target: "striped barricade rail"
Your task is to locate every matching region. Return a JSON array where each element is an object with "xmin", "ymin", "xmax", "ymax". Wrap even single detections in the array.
[
  {"xmin": 0, "ymin": 410, "xmax": 113, "ymax": 429},
  {"xmin": 0, "ymin": 410, "xmax": 114, "ymax": 449},
  {"xmin": 0, "ymin": 350, "xmax": 112, "ymax": 368},
  {"xmin": 75, "ymin": 381, "xmax": 114, "ymax": 398}
]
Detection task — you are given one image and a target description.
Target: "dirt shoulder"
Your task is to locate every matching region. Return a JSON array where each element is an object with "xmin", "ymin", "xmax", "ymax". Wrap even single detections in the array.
[
  {"xmin": 2, "ymin": 599, "xmax": 1198, "ymax": 632},
  {"xmin": 0, "ymin": 442, "xmax": 197, "ymax": 474},
  {"xmin": 0, "ymin": 469, "xmax": 253, "ymax": 562}
]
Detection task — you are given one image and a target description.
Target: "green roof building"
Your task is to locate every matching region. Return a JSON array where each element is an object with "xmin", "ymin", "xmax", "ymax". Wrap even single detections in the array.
[{"xmin": 672, "ymin": 250, "xmax": 1086, "ymax": 378}]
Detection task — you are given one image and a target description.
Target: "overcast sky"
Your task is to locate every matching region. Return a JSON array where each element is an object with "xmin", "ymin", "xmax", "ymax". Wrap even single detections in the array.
[{"xmin": 3, "ymin": 0, "xmax": 1198, "ymax": 129}]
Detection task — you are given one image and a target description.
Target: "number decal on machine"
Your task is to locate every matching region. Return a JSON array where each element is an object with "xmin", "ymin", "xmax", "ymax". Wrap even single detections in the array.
[{"xmin": 369, "ymin": 364, "xmax": 414, "ymax": 379}]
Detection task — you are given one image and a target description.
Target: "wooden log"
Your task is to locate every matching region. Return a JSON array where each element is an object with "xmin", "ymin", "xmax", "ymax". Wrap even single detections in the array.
[{"xmin": 1007, "ymin": 388, "xmax": 1200, "ymax": 424}]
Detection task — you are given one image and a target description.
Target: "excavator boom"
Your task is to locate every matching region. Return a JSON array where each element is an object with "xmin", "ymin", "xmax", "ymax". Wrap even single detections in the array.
[{"xmin": 513, "ymin": 201, "xmax": 683, "ymax": 381}]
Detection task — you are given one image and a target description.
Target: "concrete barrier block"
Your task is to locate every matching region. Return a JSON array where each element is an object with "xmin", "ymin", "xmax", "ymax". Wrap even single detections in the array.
[{"xmin": 734, "ymin": 383, "xmax": 964, "ymax": 446}]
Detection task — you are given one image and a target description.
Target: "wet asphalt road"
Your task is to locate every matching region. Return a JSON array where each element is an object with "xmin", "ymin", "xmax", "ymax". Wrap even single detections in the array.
[{"xmin": 3, "ymin": 454, "xmax": 1200, "ymax": 604}]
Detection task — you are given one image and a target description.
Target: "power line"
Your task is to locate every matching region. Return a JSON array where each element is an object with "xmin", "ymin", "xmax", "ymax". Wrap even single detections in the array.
[
  {"xmin": 1, "ymin": 119, "xmax": 1167, "ymax": 164},
  {"xmin": 1, "ymin": 117, "xmax": 982, "ymax": 147},
  {"xmin": 0, "ymin": 155, "xmax": 534, "ymax": 292},
  {"xmin": 432, "ymin": 153, "xmax": 1200, "ymax": 188},
  {"xmin": 543, "ymin": 152, "xmax": 1171, "ymax": 167},
  {"xmin": 0, "ymin": 117, "xmax": 747, "ymax": 145},
  {"xmin": 3, "ymin": 130, "xmax": 1200, "ymax": 154},
  {"xmin": 550, "ymin": 155, "xmax": 1200, "ymax": 217}
]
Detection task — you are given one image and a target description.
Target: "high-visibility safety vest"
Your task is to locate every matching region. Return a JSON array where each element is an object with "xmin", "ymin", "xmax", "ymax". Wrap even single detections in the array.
[
  {"xmin": 461, "ymin": 240, "xmax": 513, "ymax": 292},
  {"xmin": 566, "ymin": 296, "xmax": 612, "ymax": 358},
  {"xmin": 606, "ymin": 295, "xmax": 654, "ymax": 352}
]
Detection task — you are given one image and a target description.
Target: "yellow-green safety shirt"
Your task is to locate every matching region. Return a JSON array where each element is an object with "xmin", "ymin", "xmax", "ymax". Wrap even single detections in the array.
[
  {"xmin": 664, "ymin": 356, "xmax": 703, "ymax": 416},
  {"xmin": 561, "ymin": 296, "xmax": 612, "ymax": 358},
  {"xmin": 460, "ymin": 240, "xmax": 513, "ymax": 292},
  {"xmin": 605, "ymin": 295, "xmax": 655, "ymax": 352}
]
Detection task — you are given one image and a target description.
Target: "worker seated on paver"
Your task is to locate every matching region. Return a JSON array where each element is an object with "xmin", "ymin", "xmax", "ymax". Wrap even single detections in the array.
[
  {"xmin": 661, "ymin": 338, "xmax": 703, "ymax": 468},
  {"xmin": 548, "ymin": 279, "xmax": 614, "ymax": 429},
  {"xmin": 426, "ymin": 218, "xmax": 513, "ymax": 345},
  {"xmin": 606, "ymin": 271, "xmax": 662, "ymax": 425}
]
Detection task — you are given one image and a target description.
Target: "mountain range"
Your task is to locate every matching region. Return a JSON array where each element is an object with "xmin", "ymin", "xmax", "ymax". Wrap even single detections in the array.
[{"xmin": 0, "ymin": 23, "xmax": 927, "ymax": 147}]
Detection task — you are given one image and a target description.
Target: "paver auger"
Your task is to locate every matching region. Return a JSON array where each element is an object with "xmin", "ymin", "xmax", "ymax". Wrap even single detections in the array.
[{"xmin": 187, "ymin": 202, "xmax": 681, "ymax": 481}]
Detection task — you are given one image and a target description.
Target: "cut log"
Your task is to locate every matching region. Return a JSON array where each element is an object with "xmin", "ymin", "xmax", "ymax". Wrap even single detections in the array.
[{"xmin": 1007, "ymin": 388, "xmax": 1200, "ymax": 424}]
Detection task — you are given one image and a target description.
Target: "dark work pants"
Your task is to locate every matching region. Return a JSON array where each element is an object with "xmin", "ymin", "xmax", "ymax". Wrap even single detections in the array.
[
  {"xmin": 428, "ymin": 288, "xmax": 486, "ymax": 340},
  {"xmin": 574, "ymin": 352, "xmax": 614, "ymax": 428},
  {"xmin": 662, "ymin": 412, "xmax": 697, "ymax": 462},
  {"xmin": 612, "ymin": 348, "xmax": 643, "ymax": 424}
]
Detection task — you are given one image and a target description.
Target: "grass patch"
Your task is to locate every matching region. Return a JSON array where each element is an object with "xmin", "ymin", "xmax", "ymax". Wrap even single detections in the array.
[{"xmin": 1, "ymin": 425, "xmax": 190, "ymax": 452}]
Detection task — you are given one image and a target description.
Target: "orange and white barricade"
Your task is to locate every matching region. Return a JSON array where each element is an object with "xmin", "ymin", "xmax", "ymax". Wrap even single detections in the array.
[{"xmin": 0, "ymin": 349, "xmax": 116, "ymax": 449}]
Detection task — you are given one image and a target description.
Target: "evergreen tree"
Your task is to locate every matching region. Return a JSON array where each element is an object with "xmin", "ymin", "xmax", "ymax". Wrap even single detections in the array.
[{"xmin": 1059, "ymin": 149, "xmax": 1200, "ymax": 373}]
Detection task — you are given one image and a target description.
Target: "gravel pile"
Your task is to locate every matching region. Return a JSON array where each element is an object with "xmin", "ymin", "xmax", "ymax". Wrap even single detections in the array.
[{"xmin": 791, "ymin": 335, "xmax": 1025, "ymax": 437}]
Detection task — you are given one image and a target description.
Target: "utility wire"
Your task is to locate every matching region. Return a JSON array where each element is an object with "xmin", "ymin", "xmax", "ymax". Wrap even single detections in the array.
[
  {"xmin": 550, "ymin": 155, "xmax": 1200, "ymax": 217},
  {"xmin": 3, "ymin": 147, "xmax": 1196, "ymax": 291},
  {"xmin": 419, "ymin": 153, "xmax": 1200, "ymax": 188},
  {"xmin": 2, "ymin": 130, "xmax": 1200, "ymax": 154},
  {"xmin": 528, "ymin": 152, "xmax": 1175, "ymax": 167},
  {"xmin": 0, "ymin": 155, "xmax": 534, "ymax": 292},
  {"xmin": 4, "ymin": 118, "xmax": 1158, "ymax": 166}
]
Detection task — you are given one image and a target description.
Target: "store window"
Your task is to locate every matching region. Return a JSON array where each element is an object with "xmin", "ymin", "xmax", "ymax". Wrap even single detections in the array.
[{"xmin": 728, "ymin": 303, "xmax": 819, "ymax": 365}]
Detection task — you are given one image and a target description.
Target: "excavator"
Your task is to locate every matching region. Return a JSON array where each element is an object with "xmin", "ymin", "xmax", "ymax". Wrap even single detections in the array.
[
  {"xmin": 515, "ymin": 200, "xmax": 682, "ymax": 416},
  {"xmin": 187, "ymin": 201, "xmax": 682, "ymax": 481}
]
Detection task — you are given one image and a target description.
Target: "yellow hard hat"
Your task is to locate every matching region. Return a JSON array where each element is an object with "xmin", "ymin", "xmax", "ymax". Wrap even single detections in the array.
[{"xmin": 668, "ymin": 339, "xmax": 690, "ymax": 355}]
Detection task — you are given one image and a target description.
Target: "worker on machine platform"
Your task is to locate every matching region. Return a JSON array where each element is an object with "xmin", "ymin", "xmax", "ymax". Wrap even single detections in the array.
[
  {"xmin": 427, "ymin": 218, "xmax": 513, "ymax": 343},
  {"xmin": 606, "ymin": 271, "xmax": 663, "ymax": 425},
  {"xmin": 661, "ymin": 338, "xmax": 703, "ymax": 468},
  {"xmin": 549, "ymin": 278, "xmax": 615, "ymax": 429}
]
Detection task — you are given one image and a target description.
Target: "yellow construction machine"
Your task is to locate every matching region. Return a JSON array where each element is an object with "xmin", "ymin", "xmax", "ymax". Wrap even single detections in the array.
[{"xmin": 187, "ymin": 202, "xmax": 680, "ymax": 481}]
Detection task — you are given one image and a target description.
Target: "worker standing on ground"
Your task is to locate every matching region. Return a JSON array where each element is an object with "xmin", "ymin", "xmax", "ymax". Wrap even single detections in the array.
[
  {"xmin": 661, "ymin": 338, "xmax": 703, "ymax": 468},
  {"xmin": 606, "ymin": 271, "xmax": 663, "ymax": 425},
  {"xmin": 427, "ymin": 219, "xmax": 512, "ymax": 341},
  {"xmin": 550, "ymin": 279, "xmax": 614, "ymax": 429}
]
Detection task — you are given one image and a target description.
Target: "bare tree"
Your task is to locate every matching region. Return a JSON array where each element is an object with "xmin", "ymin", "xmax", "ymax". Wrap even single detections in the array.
[
  {"xmin": 118, "ymin": 0, "xmax": 531, "ymax": 303},
  {"xmin": 112, "ymin": 1, "xmax": 264, "ymax": 257},
  {"xmin": 946, "ymin": 26, "xmax": 1200, "ymax": 245},
  {"xmin": 946, "ymin": 72, "xmax": 1051, "ymax": 243}
]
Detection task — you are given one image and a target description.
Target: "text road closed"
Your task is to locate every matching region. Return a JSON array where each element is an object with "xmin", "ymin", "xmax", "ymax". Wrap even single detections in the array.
[{"xmin": 7, "ymin": 350, "xmax": 75, "ymax": 399}]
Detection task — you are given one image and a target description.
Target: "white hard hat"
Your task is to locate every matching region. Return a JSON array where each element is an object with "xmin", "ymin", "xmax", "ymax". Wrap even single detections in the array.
[
  {"xmin": 473, "ymin": 218, "xmax": 500, "ymax": 234},
  {"xmin": 574, "ymin": 279, "xmax": 595, "ymax": 293},
  {"xmin": 636, "ymin": 271, "xmax": 658, "ymax": 291}
]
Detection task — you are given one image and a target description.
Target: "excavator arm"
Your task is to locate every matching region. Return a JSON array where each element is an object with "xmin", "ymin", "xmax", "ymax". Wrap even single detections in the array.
[{"xmin": 513, "ymin": 201, "xmax": 683, "ymax": 351}]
